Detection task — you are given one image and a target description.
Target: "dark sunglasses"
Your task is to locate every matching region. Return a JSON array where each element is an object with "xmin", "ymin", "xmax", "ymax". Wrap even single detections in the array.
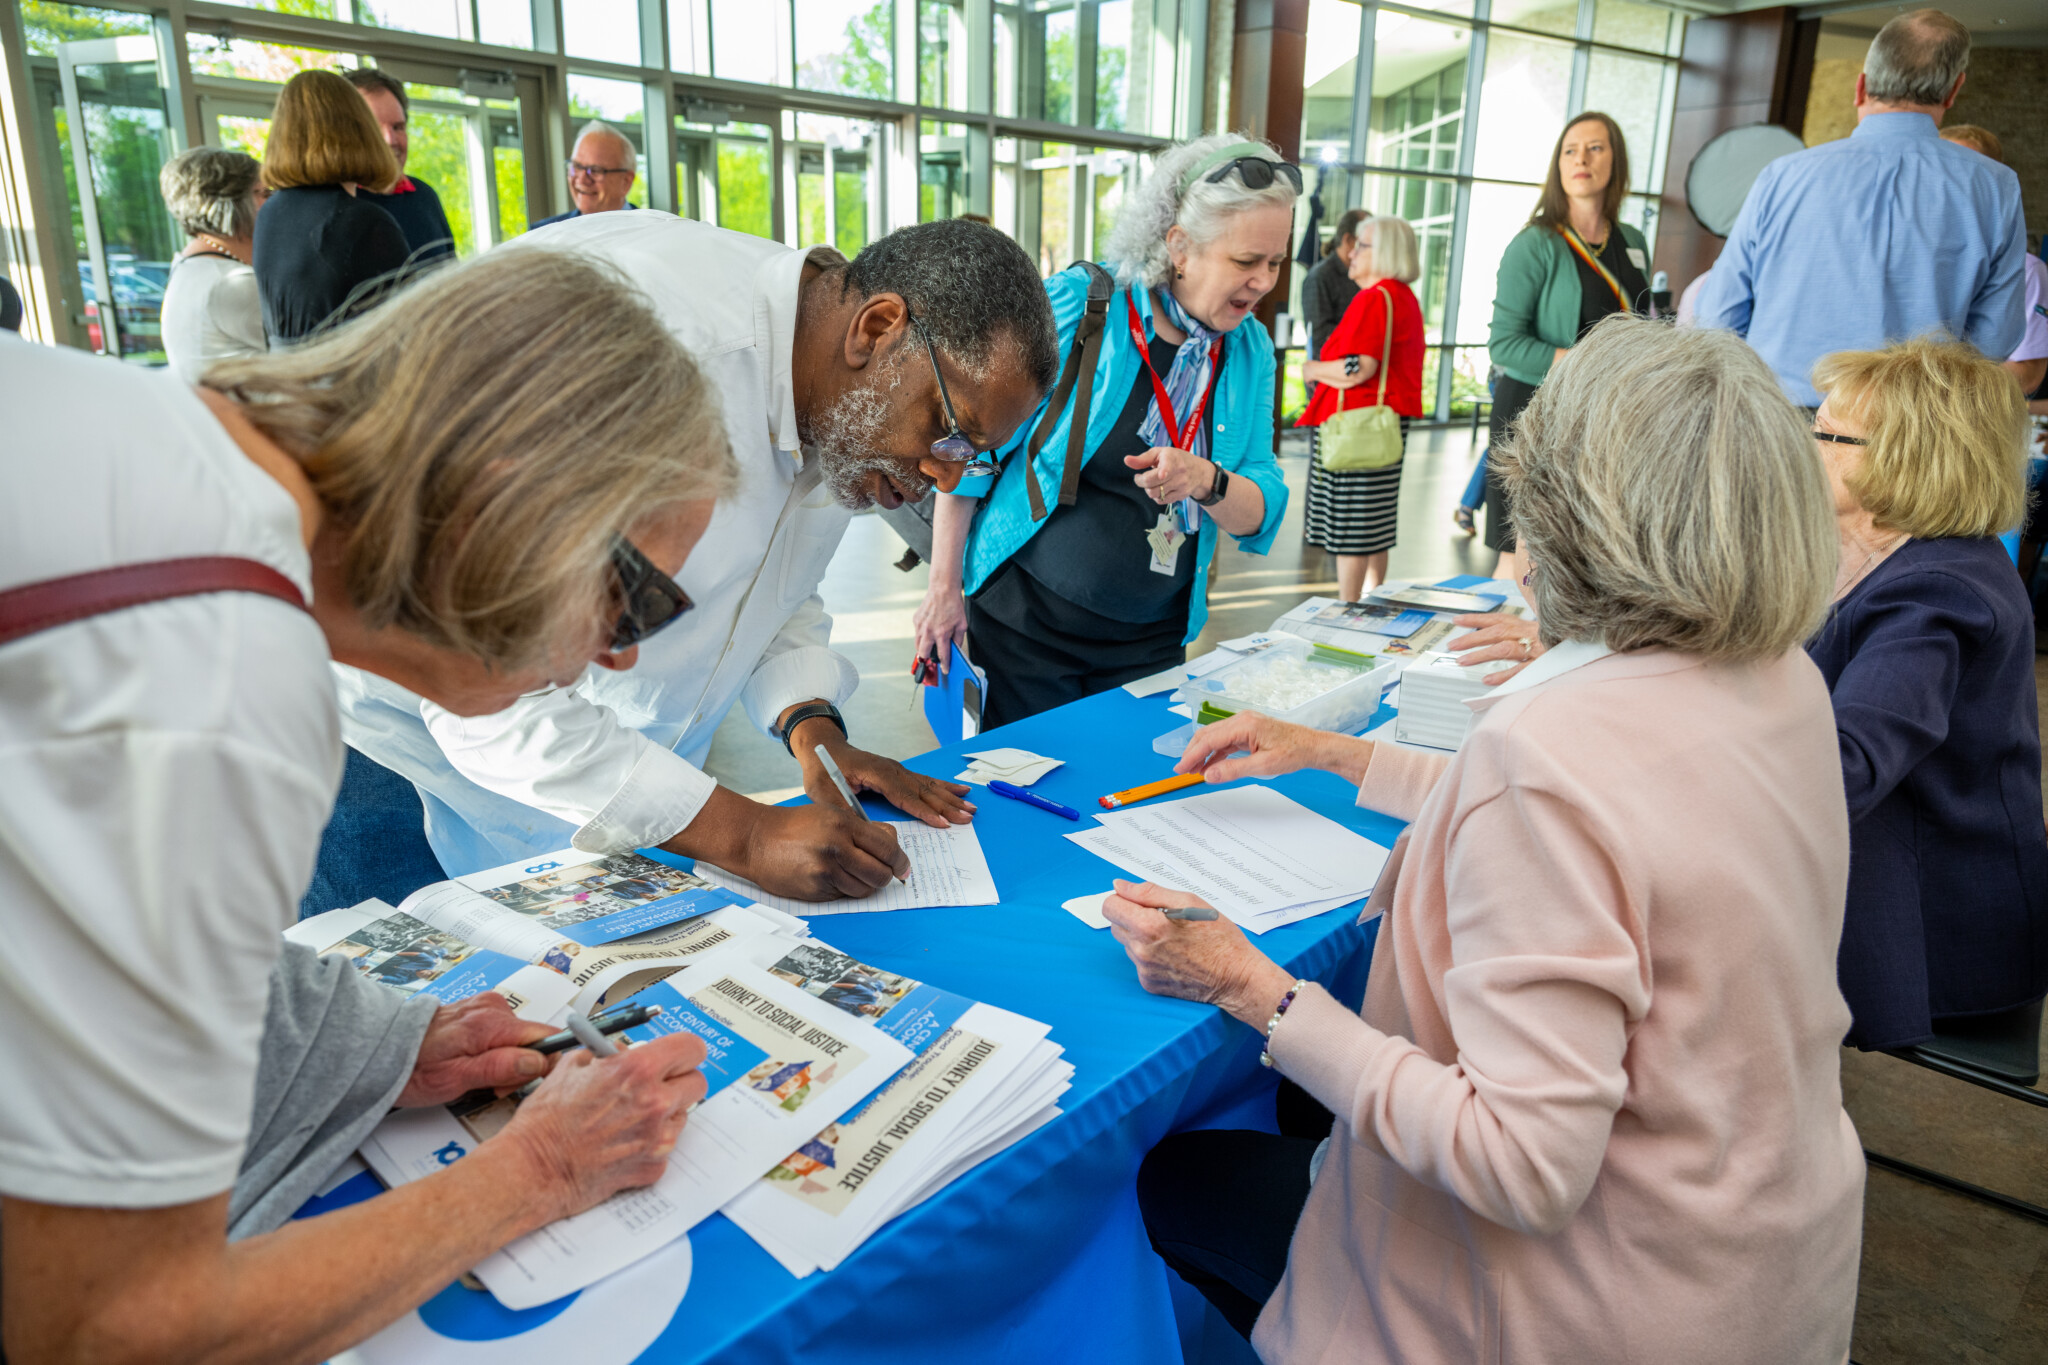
[
  {"xmin": 608, "ymin": 534, "xmax": 693, "ymax": 652},
  {"xmin": 1811, "ymin": 429, "xmax": 1868, "ymax": 446},
  {"xmin": 907, "ymin": 309, "xmax": 1001, "ymax": 479},
  {"xmin": 1204, "ymin": 156, "xmax": 1304, "ymax": 196}
]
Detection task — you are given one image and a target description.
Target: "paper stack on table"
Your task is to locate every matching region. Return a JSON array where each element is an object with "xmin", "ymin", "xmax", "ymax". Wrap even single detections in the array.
[
  {"xmin": 697, "ymin": 821, "xmax": 1000, "ymax": 917},
  {"xmin": 722, "ymin": 939, "xmax": 1071, "ymax": 1276},
  {"xmin": 953, "ymin": 747, "xmax": 1064, "ymax": 787},
  {"xmin": 1392, "ymin": 653, "xmax": 1498, "ymax": 751},
  {"xmin": 360, "ymin": 938, "xmax": 915, "ymax": 1309},
  {"xmin": 1066, "ymin": 786, "xmax": 1390, "ymax": 934}
]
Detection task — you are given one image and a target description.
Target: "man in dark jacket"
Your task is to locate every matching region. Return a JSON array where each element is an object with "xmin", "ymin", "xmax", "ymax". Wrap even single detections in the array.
[
  {"xmin": 1300, "ymin": 207, "xmax": 1368, "ymax": 361},
  {"xmin": 348, "ymin": 67, "xmax": 457, "ymax": 265}
]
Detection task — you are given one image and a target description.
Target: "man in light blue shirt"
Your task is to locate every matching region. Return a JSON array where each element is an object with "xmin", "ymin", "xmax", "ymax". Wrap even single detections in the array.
[{"xmin": 1696, "ymin": 8, "xmax": 2025, "ymax": 407}]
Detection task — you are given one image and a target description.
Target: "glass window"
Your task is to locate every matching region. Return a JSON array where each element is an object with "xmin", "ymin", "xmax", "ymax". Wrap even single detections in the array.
[
  {"xmin": 1471, "ymin": 29, "xmax": 1572, "ymax": 183},
  {"xmin": 1027, "ymin": 142, "xmax": 1076, "ymax": 276},
  {"xmin": 1593, "ymin": 0, "xmax": 1681, "ymax": 56},
  {"xmin": 477, "ymin": 0, "xmax": 534, "ymax": 49},
  {"xmin": 355, "ymin": 0, "xmax": 462, "ymax": 40},
  {"xmin": 921, "ymin": 0, "xmax": 967, "ymax": 110},
  {"xmin": 192, "ymin": 0, "xmax": 341, "ymax": 16},
  {"xmin": 677, "ymin": 116, "xmax": 774, "ymax": 237},
  {"xmin": 1366, "ymin": 16, "xmax": 1466, "ymax": 175},
  {"xmin": 1453, "ymin": 179, "xmax": 1538, "ymax": 347},
  {"xmin": 1093, "ymin": 0, "xmax": 1130, "ymax": 131},
  {"xmin": 798, "ymin": 0, "xmax": 891, "ymax": 97},
  {"xmin": 564, "ymin": 0, "xmax": 641, "ymax": 65},
  {"xmin": 1090, "ymin": 147, "xmax": 1134, "ymax": 248},
  {"xmin": 1488, "ymin": 0, "xmax": 1581, "ymax": 39},
  {"xmin": 186, "ymin": 33, "xmax": 350, "ymax": 83},
  {"xmin": 792, "ymin": 113, "xmax": 879, "ymax": 255},
  {"xmin": 1026, "ymin": 3, "xmax": 1077, "ymax": 125},
  {"xmin": 1581, "ymin": 51, "xmax": 1670, "ymax": 194},
  {"xmin": 995, "ymin": 6, "xmax": 1020, "ymax": 117},
  {"xmin": 395, "ymin": 82, "xmax": 528, "ymax": 256},
  {"xmin": 712, "ymin": 0, "xmax": 785, "ymax": 85},
  {"xmin": 1302, "ymin": 0, "xmax": 1362, "ymax": 166},
  {"xmin": 920, "ymin": 120, "xmax": 970, "ymax": 220}
]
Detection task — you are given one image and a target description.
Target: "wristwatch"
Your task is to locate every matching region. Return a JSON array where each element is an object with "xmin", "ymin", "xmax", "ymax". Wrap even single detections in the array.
[
  {"xmin": 1195, "ymin": 464, "xmax": 1230, "ymax": 507},
  {"xmin": 775, "ymin": 701, "xmax": 847, "ymax": 757}
]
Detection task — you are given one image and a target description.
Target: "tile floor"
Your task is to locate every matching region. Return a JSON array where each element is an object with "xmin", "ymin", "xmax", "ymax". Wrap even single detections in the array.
[{"xmin": 699, "ymin": 426, "xmax": 2048, "ymax": 1361}]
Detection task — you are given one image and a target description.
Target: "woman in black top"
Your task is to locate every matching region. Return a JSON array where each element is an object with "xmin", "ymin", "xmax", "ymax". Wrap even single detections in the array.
[
  {"xmin": 254, "ymin": 69, "xmax": 409, "ymax": 343},
  {"xmin": 1300, "ymin": 208, "xmax": 1367, "ymax": 361}
]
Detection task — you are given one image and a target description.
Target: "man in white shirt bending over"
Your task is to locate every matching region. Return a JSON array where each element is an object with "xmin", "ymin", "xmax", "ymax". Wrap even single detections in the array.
[{"xmin": 331, "ymin": 215, "xmax": 1058, "ymax": 903}]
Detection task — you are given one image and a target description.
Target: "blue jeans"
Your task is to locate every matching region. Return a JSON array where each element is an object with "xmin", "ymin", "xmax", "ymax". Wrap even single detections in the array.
[
  {"xmin": 1459, "ymin": 448, "xmax": 1489, "ymax": 509},
  {"xmin": 299, "ymin": 747, "xmax": 449, "ymax": 919}
]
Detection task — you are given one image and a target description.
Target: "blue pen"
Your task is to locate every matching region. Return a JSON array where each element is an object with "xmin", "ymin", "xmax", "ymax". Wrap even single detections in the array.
[{"xmin": 987, "ymin": 779, "xmax": 1081, "ymax": 821}]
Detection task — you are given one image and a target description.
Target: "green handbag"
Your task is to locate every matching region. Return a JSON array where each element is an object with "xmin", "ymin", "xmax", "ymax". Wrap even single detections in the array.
[{"xmin": 1317, "ymin": 283, "xmax": 1403, "ymax": 472}]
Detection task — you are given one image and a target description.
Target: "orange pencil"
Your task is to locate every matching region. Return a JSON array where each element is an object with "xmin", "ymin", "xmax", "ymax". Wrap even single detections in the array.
[{"xmin": 1099, "ymin": 771, "xmax": 1205, "ymax": 810}]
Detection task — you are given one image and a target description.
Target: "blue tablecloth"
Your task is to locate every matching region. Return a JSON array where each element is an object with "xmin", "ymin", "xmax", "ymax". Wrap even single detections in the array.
[{"xmin": 316, "ymin": 673, "xmax": 1410, "ymax": 1365}]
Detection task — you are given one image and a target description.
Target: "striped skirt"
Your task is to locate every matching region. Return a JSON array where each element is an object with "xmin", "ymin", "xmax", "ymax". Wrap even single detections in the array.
[{"xmin": 1304, "ymin": 417, "xmax": 1408, "ymax": 556}]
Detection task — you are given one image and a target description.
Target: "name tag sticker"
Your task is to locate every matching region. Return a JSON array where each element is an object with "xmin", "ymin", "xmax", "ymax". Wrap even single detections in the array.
[{"xmin": 1626, "ymin": 248, "xmax": 1647, "ymax": 271}]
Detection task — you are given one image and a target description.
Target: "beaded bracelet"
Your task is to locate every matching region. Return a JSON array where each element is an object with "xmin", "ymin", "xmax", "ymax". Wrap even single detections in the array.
[{"xmin": 1258, "ymin": 979, "xmax": 1311, "ymax": 1069}]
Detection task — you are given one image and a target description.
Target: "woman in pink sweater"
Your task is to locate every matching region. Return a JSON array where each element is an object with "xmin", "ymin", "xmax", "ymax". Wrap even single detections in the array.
[{"xmin": 1103, "ymin": 316, "xmax": 1866, "ymax": 1363}]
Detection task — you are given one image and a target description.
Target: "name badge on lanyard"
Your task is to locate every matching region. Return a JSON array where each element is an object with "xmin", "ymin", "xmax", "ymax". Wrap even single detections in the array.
[{"xmin": 1127, "ymin": 294, "xmax": 1222, "ymax": 562}]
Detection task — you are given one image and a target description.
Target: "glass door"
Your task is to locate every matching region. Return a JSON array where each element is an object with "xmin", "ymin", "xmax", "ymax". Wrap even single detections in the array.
[
  {"xmin": 790, "ymin": 112, "xmax": 881, "ymax": 257},
  {"xmin": 57, "ymin": 34, "xmax": 178, "ymax": 361},
  {"xmin": 677, "ymin": 102, "xmax": 780, "ymax": 240}
]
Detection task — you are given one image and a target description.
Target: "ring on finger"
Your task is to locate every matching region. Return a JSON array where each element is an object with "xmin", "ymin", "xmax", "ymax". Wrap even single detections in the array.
[{"xmin": 1518, "ymin": 636, "xmax": 1532, "ymax": 657}]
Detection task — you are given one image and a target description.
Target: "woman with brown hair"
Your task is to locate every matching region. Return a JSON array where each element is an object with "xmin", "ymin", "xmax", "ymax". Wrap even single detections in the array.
[
  {"xmin": 1483, "ymin": 111, "xmax": 1651, "ymax": 577},
  {"xmin": 254, "ymin": 67, "xmax": 410, "ymax": 342}
]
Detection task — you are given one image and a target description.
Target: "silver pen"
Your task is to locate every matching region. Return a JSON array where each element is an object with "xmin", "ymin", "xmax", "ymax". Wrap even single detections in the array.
[
  {"xmin": 564, "ymin": 1007, "xmax": 619, "ymax": 1057},
  {"xmin": 1161, "ymin": 905, "xmax": 1220, "ymax": 922},
  {"xmin": 815, "ymin": 744, "xmax": 909, "ymax": 883}
]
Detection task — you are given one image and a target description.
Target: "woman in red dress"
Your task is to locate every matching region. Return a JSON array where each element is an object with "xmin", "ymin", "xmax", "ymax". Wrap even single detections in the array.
[{"xmin": 1296, "ymin": 216, "xmax": 1427, "ymax": 601}]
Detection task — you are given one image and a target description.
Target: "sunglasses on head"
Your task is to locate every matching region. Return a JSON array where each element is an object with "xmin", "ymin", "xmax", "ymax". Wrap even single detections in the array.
[
  {"xmin": 608, "ymin": 534, "xmax": 693, "ymax": 653},
  {"xmin": 1811, "ymin": 429, "xmax": 1867, "ymax": 446},
  {"xmin": 1203, "ymin": 156, "xmax": 1304, "ymax": 196}
]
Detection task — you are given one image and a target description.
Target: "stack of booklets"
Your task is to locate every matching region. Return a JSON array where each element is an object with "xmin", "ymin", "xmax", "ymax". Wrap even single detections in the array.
[
  {"xmin": 1393, "ymin": 653, "xmax": 1498, "ymax": 750},
  {"xmin": 288, "ymin": 847, "xmax": 1068, "ymax": 1306}
]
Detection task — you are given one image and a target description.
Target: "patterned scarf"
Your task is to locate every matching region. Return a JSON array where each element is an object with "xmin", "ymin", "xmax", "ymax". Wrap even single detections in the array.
[{"xmin": 1138, "ymin": 286, "xmax": 1225, "ymax": 463}]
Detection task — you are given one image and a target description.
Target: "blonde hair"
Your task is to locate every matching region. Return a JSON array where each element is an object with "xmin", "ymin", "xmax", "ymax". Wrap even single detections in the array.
[
  {"xmin": 1813, "ymin": 336, "xmax": 2029, "ymax": 540},
  {"xmin": 205, "ymin": 249, "xmax": 739, "ymax": 672},
  {"xmin": 263, "ymin": 69, "xmax": 399, "ymax": 192},
  {"xmin": 1940, "ymin": 123, "xmax": 2004, "ymax": 162},
  {"xmin": 1499, "ymin": 316, "xmax": 1836, "ymax": 660},
  {"xmin": 1363, "ymin": 216, "xmax": 1420, "ymax": 285}
]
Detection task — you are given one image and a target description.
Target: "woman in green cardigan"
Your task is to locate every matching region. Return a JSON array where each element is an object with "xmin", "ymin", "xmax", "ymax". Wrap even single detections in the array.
[{"xmin": 1484, "ymin": 111, "xmax": 1651, "ymax": 574}]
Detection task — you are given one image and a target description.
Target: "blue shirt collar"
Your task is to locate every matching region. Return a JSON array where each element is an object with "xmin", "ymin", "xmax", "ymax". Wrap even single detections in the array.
[{"xmin": 1851, "ymin": 110, "xmax": 1940, "ymax": 141}]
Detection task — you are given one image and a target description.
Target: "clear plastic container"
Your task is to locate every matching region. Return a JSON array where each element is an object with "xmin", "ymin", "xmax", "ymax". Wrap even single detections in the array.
[{"xmin": 1171, "ymin": 636, "xmax": 1398, "ymax": 734}]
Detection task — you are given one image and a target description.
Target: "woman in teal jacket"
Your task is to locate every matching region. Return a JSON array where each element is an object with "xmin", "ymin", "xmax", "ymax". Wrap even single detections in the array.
[
  {"xmin": 912, "ymin": 135, "xmax": 1296, "ymax": 727},
  {"xmin": 1485, "ymin": 111, "xmax": 1651, "ymax": 570}
]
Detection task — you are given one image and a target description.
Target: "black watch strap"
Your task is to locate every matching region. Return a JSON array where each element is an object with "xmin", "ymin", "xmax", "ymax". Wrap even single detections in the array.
[
  {"xmin": 777, "ymin": 701, "xmax": 847, "ymax": 756},
  {"xmin": 1196, "ymin": 465, "xmax": 1230, "ymax": 507}
]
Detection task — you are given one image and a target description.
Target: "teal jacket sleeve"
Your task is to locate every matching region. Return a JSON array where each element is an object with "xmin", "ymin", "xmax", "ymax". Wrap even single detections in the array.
[
  {"xmin": 952, "ymin": 266, "xmax": 1093, "ymax": 501},
  {"xmin": 1489, "ymin": 228, "xmax": 1561, "ymax": 384},
  {"xmin": 1228, "ymin": 329, "xmax": 1287, "ymax": 554}
]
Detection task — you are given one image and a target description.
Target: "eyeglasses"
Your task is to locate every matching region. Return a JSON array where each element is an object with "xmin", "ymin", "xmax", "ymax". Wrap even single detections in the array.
[
  {"xmin": 1203, "ymin": 157, "xmax": 1304, "ymax": 196},
  {"xmin": 607, "ymin": 535, "xmax": 693, "ymax": 653},
  {"xmin": 1811, "ymin": 429, "xmax": 1868, "ymax": 446},
  {"xmin": 907, "ymin": 309, "xmax": 1001, "ymax": 479},
  {"xmin": 566, "ymin": 160, "xmax": 634, "ymax": 182}
]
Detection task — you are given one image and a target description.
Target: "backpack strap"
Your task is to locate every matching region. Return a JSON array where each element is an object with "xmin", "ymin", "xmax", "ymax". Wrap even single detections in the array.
[
  {"xmin": 0, "ymin": 557, "xmax": 309, "ymax": 649},
  {"xmin": 1023, "ymin": 261, "xmax": 1117, "ymax": 522}
]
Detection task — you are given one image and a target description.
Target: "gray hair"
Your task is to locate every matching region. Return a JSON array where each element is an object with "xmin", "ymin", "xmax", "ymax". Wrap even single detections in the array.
[
  {"xmin": 1864, "ymin": 8, "xmax": 1970, "ymax": 107},
  {"xmin": 1498, "ymin": 316, "xmax": 1835, "ymax": 661},
  {"xmin": 574, "ymin": 120, "xmax": 637, "ymax": 169},
  {"xmin": 1362, "ymin": 217, "xmax": 1421, "ymax": 286},
  {"xmin": 837, "ymin": 219, "xmax": 1058, "ymax": 392},
  {"xmin": 1103, "ymin": 133, "xmax": 1298, "ymax": 288},
  {"xmin": 159, "ymin": 146, "xmax": 262, "ymax": 239}
]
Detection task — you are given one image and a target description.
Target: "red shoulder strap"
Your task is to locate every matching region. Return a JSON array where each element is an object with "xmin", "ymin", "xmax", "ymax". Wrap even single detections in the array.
[{"xmin": 0, "ymin": 557, "xmax": 309, "ymax": 649}]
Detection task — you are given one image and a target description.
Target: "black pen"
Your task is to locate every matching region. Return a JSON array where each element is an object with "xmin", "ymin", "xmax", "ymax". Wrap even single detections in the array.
[{"xmin": 528, "ymin": 1003, "xmax": 662, "ymax": 1055}]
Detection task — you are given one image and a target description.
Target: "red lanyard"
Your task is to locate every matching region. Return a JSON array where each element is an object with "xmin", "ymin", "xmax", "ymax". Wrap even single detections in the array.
[{"xmin": 1127, "ymin": 293, "xmax": 1223, "ymax": 451}]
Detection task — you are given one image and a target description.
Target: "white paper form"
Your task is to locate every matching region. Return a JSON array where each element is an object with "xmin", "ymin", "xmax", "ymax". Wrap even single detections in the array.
[
  {"xmin": 361, "ymin": 944, "xmax": 911, "ymax": 1310},
  {"xmin": 1067, "ymin": 786, "xmax": 1389, "ymax": 933},
  {"xmin": 696, "ymin": 822, "xmax": 999, "ymax": 917}
]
